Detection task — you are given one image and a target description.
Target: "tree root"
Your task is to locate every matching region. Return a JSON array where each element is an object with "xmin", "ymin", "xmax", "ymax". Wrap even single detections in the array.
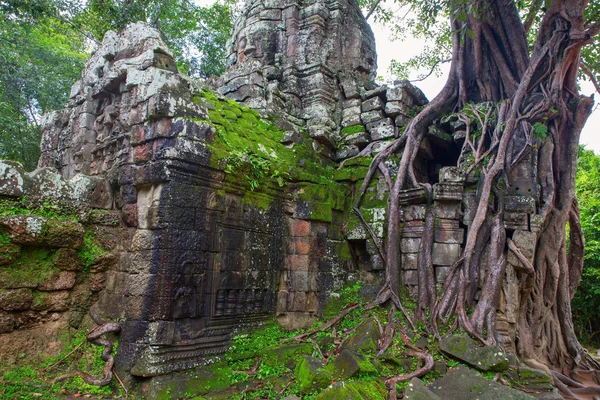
[{"xmin": 52, "ymin": 311, "xmax": 121, "ymax": 387}]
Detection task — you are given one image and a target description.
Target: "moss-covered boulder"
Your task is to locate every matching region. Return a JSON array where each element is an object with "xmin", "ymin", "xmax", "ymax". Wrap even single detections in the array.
[
  {"xmin": 314, "ymin": 379, "xmax": 387, "ymax": 400},
  {"xmin": 343, "ymin": 318, "xmax": 381, "ymax": 354},
  {"xmin": 262, "ymin": 343, "xmax": 314, "ymax": 370},
  {"xmin": 439, "ymin": 334, "xmax": 509, "ymax": 372},
  {"xmin": 295, "ymin": 355, "xmax": 332, "ymax": 394},
  {"xmin": 404, "ymin": 377, "xmax": 441, "ymax": 400},
  {"xmin": 507, "ymin": 365, "xmax": 560, "ymax": 397},
  {"xmin": 332, "ymin": 349, "xmax": 377, "ymax": 379},
  {"xmin": 427, "ymin": 366, "xmax": 535, "ymax": 399},
  {"xmin": 0, "ymin": 215, "xmax": 84, "ymax": 248}
]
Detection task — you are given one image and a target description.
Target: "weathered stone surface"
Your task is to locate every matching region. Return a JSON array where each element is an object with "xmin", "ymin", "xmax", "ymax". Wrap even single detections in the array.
[
  {"xmin": 344, "ymin": 318, "xmax": 381, "ymax": 353},
  {"xmin": 404, "ymin": 377, "xmax": 442, "ymax": 400},
  {"xmin": 0, "ymin": 242, "xmax": 20, "ymax": 265},
  {"xmin": 362, "ymin": 97, "xmax": 384, "ymax": 112},
  {"xmin": 0, "ymin": 216, "xmax": 84, "ymax": 248},
  {"xmin": 0, "ymin": 161, "xmax": 25, "ymax": 197},
  {"xmin": 0, "ymin": 311, "xmax": 14, "ymax": 333},
  {"xmin": 428, "ymin": 366, "xmax": 535, "ymax": 399},
  {"xmin": 30, "ymin": 291, "xmax": 70, "ymax": 312},
  {"xmin": 439, "ymin": 167, "xmax": 465, "ymax": 184},
  {"xmin": 295, "ymin": 355, "xmax": 332, "ymax": 394},
  {"xmin": 432, "ymin": 243, "xmax": 461, "ymax": 266},
  {"xmin": 505, "ymin": 196, "xmax": 536, "ymax": 213},
  {"xmin": 507, "ymin": 365, "xmax": 555, "ymax": 393},
  {"xmin": 367, "ymin": 118, "xmax": 395, "ymax": 140},
  {"xmin": 439, "ymin": 334, "xmax": 510, "ymax": 372},
  {"xmin": 384, "ymin": 101, "xmax": 410, "ymax": 117},
  {"xmin": 332, "ymin": 349, "xmax": 377, "ymax": 379},
  {"xmin": 0, "ymin": 289, "xmax": 33, "ymax": 311},
  {"xmin": 53, "ymin": 248, "xmax": 82, "ymax": 271},
  {"xmin": 508, "ymin": 230, "xmax": 536, "ymax": 263},
  {"xmin": 314, "ymin": 379, "xmax": 387, "ymax": 400},
  {"xmin": 38, "ymin": 271, "xmax": 77, "ymax": 291},
  {"xmin": 361, "ymin": 110, "xmax": 384, "ymax": 125}
]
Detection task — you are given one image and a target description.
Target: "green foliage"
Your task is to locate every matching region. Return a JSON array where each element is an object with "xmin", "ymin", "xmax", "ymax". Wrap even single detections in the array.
[
  {"xmin": 0, "ymin": 329, "xmax": 121, "ymax": 399},
  {"xmin": 532, "ymin": 122, "xmax": 548, "ymax": 140},
  {"xmin": 0, "ymin": 6, "xmax": 86, "ymax": 169},
  {"xmin": 73, "ymin": 0, "xmax": 235, "ymax": 78},
  {"xmin": 77, "ymin": 230, "xmax": 107, "ymax": 272},
  {"xmin": 572, "ymin": 146, "xmax": 600, "ymax": 346}
]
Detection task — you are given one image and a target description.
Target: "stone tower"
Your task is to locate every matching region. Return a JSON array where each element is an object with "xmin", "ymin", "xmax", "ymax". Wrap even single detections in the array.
[{"xmin": 218, "ymin": 0, "xmax": 377, "ymax": 156}]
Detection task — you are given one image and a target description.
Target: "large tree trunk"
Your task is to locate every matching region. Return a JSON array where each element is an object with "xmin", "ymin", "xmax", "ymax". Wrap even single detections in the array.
[{"xmin": 360, "ymin": 0, "xmax": 600, "ymax": 383}]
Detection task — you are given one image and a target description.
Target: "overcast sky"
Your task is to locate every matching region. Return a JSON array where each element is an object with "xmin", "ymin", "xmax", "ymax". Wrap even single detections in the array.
[{"xmin": 197, "ymin": 0, "xmax": 600, "ymax": 152}]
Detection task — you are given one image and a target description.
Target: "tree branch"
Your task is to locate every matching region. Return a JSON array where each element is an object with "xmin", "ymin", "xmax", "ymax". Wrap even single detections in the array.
[
  {"xmin": 365, "ymin": 0, "xmax": 382, "ymax": 21},
  {"xmin": 581, "ymin": 62, "xmax": 600, "ymax": 94}
]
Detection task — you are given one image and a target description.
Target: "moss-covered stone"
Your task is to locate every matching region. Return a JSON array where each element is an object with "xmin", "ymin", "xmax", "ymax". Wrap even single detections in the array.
[
  {"xmin": 0, "ymin": 247, "xmax": 56, "ymax": 289},
  {"xmin": 262, "ymin": 343, "xmax": 314, "ymax": 370},
  {"xmin": 341, "ymin": 125, "xmax": 366, "ymax": 135},
  {"xmin": 314, "ymin": 379, "xmax": 387, "ymax": 400},
  {"xmin": 439, "ymin": 334, "xmax": 509, "ymax": 372},
  {"xmin": 295, "ymin": 355, "xmax": 332, "ymax": 394},
  {"xmin": 332, "ymin": 349, "xmax": 377, "ymax": 379},
  {"xmin": 343, "ymin": 318, "xmax": 381, "ymax": 354},
  {"xmin": 191, "ymin": 89, "xmax": 353, "ymax": 217}
]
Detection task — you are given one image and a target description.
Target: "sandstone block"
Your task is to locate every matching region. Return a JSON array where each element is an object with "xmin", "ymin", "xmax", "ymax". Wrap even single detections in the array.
[
  {"xmin": 364, "ymin": 85, "xmax": 387, "ymax": 99},
  {"xmin": 362, "ymin": 96, "xmax": 384, "ymax": 112},
  {"xmin": 439, "ymin": 167, "xmax": 465, "ymax": 184},
  {"xmin": 433, "ymin": 183, "xmax": 463, "ymax": 202},
  {"xmin": 31, "ymin": 291, "xmax": 70, "ymax": 312},
  {"xmin": 432, "ymin": 243, "xmax": 461, "ymax": 266},
  {"xmin": 401, "ymin": 238, "xmax": 421, "ymax": 253},
  {"xmin": 384, "ymin": 101, "xmax": 410, "ymax": 116},
  {"xmin": 395, "ymin": 114, "xmax": 411, "ymax": 127},
  {"xmin": 505, "ymin": 196, "xmax": 536, "ymax": 213},
  {"xmin": 360, "ymin": 110, "xmax": 383, "ymax": 124},
  {"xmin": 290, "ymin": 219, "xmax": 310, "ymax": 237},
  {"xmin": 89, "ymin": 273, "xmax": 106, "ymax": 292},
  {"xmin": 439, "ymin": 335, "xmax": 509, "ymax": 372},
  {"xmin": 335, "ymin": 145, "xmax": 360, "ymax": 160},
  {"xmin": 367, "ymin": 118, "xmax": 394, "ymax": 140},
  {"xmin": 53, "ymin": 248, "xmax": 82, "ymax": 271},
  {"xmin": 386, "ymin": 87, "xmax": 415, "ymax": 106},
  {"xmin": 507, "ymin": 230, "xmax": 537, "ymax": 267},
  {"xmin": 0, "ymin": 216, "xmax": 84, "ymax": 248},
  {"xmin": 0, "ymin": 311, "xmax": 14, "ymax": 333},
  {"xmin": 38, "ymin": 272, "xmax": 76, "ymax": 291},
  {"xmin": 0, "ymin": 289, "xmax": 33, "ymax": 311}
]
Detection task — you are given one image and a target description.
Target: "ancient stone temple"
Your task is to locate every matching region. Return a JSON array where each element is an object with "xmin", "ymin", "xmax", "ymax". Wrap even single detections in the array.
[{"xmin": 0, "ymin": 0, "xmax": 540, "ymax": 392}]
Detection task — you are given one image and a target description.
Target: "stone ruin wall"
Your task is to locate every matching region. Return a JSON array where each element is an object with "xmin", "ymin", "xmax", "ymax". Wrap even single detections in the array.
[
  {"xmin": 0, "ymin": 161, "xmax": 120, "ymax": 361},
  {"xmin": 0, "ymin": 0, "xmax": 540, "ymax": 382}
]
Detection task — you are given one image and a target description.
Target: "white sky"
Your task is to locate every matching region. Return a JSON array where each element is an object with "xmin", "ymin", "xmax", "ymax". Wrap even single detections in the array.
[{"xmin": 197, "ymin": 0, "xmax": 600, "ymax": 152}]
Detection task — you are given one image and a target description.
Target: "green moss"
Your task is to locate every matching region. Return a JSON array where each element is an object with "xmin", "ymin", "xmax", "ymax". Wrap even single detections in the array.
[
  {"xmin": 77, "ymin": 230, "xmax": 107, "ymax": 272},
  {"xmin": 341, "ymin": 125, "xmax": 366, "ymax": 135},
  {"xmin": 0, "ymin": 328, "xmax": 122, "ymax": 399},
  {"xmin": 0, "ymin": 247, "xmax": 55, "ymax": 288},
  {"xmin": 0, "ymin": 229, "xmax": 10, "ymax": 246},
  {"xmin": 314, "ymin": 378, "xmax": 387, "ymax": 400},
  {"xmin": 0, "ymin": 199, "xmax": 77, "ymax": 220},
  {"xmin": 295, "ymin": 356, "xmax": 332, "ymax": 394},
  {"xmin": 195, "ymin": 89, "xmax": 351, "ymax": 218}
]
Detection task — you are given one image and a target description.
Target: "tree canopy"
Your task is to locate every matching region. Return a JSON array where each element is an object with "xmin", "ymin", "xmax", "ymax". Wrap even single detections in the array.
[{"xmin": 0, "ymin": 0, "xmax": 235, "ymax": 169}]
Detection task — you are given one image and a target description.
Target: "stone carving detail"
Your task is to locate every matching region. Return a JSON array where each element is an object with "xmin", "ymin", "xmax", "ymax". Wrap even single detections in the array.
[{"xmin": 219, "ymin": 0, "xmax": 378, "ymax": 154}]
